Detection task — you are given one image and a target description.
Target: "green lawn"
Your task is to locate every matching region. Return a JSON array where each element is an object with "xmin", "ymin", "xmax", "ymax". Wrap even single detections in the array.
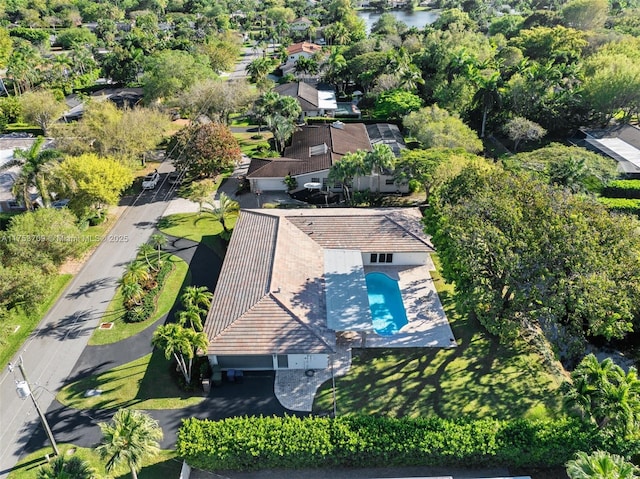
[
  {"xmin": 8, "ymin": 444, "xmax": 179, "ymax": 479},
  {"xmin": 57, "ymin": 351, "xmax": 205, "ymax": 410},
  {"xmin": 313, "ymin": 256, "xmax": 567, "ymax": 421},
  {"xmin": 159, "ymin": 212, "xmax": 235, "ymax": 257},
  {"xmin": 234, "ymin": 130, "xmax": 275, "ymax": 157},
  {"xmin": 0, "ymin": 274, "xmax": 72, "ymax": 368},
  {"xmin": 89, "ymin": 254, "xmax": 190, "ymax": 346}
]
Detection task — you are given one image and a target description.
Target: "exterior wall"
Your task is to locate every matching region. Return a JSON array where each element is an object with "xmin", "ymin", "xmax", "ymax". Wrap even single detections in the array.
[
  {"xmin": 208, "ymin": 353, "xmax": 328, "ymax": 370},
  {"xmin": 361, "ymin": 251, "xmax": 429, "ymax": 266},
  {"xmin": 293, "ymin": 170, "xmax": 330, "ymax": 188},
  {"xmin": 354, "ymin": 174, "xmax": 409, "ymax": 193},
  {"xmin": 250, "ymin": 177, "xmax": 287, "ymax": 192}
]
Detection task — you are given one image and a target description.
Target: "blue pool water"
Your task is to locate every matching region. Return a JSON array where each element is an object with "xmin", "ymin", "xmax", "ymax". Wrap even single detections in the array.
[{"xmin": 365, "ymin": 272, "xmax": 408, "ymax": 336}]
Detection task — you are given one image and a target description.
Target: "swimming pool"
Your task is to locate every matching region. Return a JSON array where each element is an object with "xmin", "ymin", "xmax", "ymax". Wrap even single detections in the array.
[{"xmin": 365, "ymin": 272, "xmax": 408, "ymax": 336}]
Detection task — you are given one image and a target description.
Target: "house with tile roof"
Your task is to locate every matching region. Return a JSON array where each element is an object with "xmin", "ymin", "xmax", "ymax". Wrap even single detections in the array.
[
  {"xmin": 274, "ymin": 82, "xmax": 337, "ymax": 120},
  {"xmin": 204, "ymin": 208, "xmax": 435, "ymax": 371},
  {"xmin": 282, "ymin": 41, "xmax": 323, "ymax": 77},
  {"xmin": 246, "ymin": 122, "xmax": 407, "ymax": 194}
]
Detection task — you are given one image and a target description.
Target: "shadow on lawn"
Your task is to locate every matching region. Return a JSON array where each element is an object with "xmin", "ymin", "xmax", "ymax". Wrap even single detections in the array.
[{"xmin": 313, "ymin": 287, "xmax": 565, "ymax": 420}]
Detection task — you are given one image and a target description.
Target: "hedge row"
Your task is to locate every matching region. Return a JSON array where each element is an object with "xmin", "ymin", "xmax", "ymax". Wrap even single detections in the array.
[
  {"xmin": 602, "ymin": 180, "xmax": 640, "ymax": 199},
  {"xmin": 598, "ymin": 197, "xmax": 640, "ymax": 215},
  {"xmin": 124, "ymin": 258, "xmax": 173, "ymax": 323},
  {"xmin": 176, "ymin": 415, "xmax": 614, "ymax": 471}
]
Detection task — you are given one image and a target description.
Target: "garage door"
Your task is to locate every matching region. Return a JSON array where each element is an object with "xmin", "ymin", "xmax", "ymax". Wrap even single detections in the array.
[{"xmin": 216, "ymin": 355, "xmax": 273, "ymax": 370}]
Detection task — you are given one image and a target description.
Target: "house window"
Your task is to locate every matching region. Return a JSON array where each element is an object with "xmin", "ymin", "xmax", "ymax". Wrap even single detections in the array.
[
  {"xmin": 311, "ymin": 177, "xmax": 320, "ymax": 183},
  {"xmin": 385, "ymin": 179, "xmax": 395, "ymax": 185},
  {"xmin": 371, "ymin": 253, "xmax": 393, "ymax": 263},
  {"xmin": 277, "ymin": 355, "xmax": 289, "ymax": 368}
]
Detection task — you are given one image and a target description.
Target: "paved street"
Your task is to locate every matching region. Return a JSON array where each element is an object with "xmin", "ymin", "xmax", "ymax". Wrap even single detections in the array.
[{"xmin": 0, "ymin": 161, "xmax": 175, "ymax": 478}]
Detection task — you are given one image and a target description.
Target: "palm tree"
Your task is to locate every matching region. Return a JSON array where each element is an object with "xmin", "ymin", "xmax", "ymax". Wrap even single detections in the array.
[
  {"xmin": 120, "ymin": 280, "xmax": 144, "ymax": 307},
  {"xmin": 37, "ymin": 455, "xmax": 94, "ymax": 479},
  {"xmin": 365, "ymin": 144, "xmax": 395, "ymax": 193},
  {"xmin": 566, "ymin": 451, "xmax": 639, "ymax": 479},
  {"xmin": 152, "ymin": 323, "xmax": 208, "ymax": 383},
  {"xmin": 177, "ymin": 308, "xmax": 204, "ymax": 331},
  {"xmin": 97, "ymin": 409, "xmax": 163, "ymax": 479},
  {"xmin": 266, "ymin": 114, "xmax": 297, "ymax": 154},
  {"xmin": 470, "ymin": 68, "xmax": 502, "ymax": 138},
  {"xmin": 246, "ymin": 57, "xmax": 273, "ymax": 83},
  {"xmin": 1, "ymin": 137, "xmax": 62, "ymax": 209},
  {"xmin": 201, "ymin": 192, "xmax": 239, "ymax": 234},
  {"xmin": 150, "ymin": 233, "xmax": 167, "ymax": 264},
  {"xmin": 328, "ymin": 154, "xmax": 357, "ymax": 204},
  {"xmin": 122, "ymin": 261, "xmax": 151, "ymax": 287},
  {"xmin": 181, "ymin": 285, "xmax": 213, "ymax": 312},
  {"xmin": 137, "ymin": 243, "xmax": 157, "ymax": 271}
]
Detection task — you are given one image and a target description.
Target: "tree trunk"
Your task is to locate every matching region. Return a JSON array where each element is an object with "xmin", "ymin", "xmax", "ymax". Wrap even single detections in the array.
[
  {"xmin": 130, "ymin": 463, "xmax": 138, "ymax": 479},
  {"xmin": 480, "ymin": 106, "xmax": 488, "ymax": 138}
]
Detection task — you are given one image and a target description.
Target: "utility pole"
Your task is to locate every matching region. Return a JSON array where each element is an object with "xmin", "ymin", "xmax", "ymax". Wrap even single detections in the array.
[{"xmin": 9, "ymin": 356, "xmax": 60, "ymax": 457}]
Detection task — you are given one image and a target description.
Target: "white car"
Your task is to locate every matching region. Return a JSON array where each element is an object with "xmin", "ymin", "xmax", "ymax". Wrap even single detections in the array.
[{"xmin": 142, "ymin": 172, "xmax": 160, "ymax": 189}]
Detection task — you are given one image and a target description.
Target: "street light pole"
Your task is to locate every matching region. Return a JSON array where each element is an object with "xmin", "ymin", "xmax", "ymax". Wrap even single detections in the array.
[{"xmin": 9, "ymin": 356, "xmax": 60, "ymax": 457}]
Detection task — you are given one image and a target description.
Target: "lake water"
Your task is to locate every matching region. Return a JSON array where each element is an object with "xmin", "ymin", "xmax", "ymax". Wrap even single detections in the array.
[{"xmin": 358, "ymin": 9, "xmax": 441, "ymax": 33}]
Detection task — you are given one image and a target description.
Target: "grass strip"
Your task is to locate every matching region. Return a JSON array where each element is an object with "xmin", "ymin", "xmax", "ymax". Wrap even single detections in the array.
[
  {"xmin": 57, "ymin": 351, "xmax": 204, "ymax": 410},
  {"xmin": 8, "ymin": 444, "xmax": 179, "ymax": 479},
  {"xmin": 0, "ymin": 274, "xmax": 72, "ymax": 368},
  {"xmin": 89, "ymin": 254, "xmax": 190, "ymax": 346}
]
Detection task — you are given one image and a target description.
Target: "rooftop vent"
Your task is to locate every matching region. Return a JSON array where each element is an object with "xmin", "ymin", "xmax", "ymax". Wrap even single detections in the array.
[
  {"xmin": 309, "ymin": 143, "xmax": 328, "ymax": 156},
  {"xmin": 331, "ymin": 121, "xmax": 345, "ymax": 129}
]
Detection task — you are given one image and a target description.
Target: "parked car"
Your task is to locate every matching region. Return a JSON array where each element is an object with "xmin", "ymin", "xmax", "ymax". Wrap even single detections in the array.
[
  {"xmin": 142, "ymin": 171, "xmax": 160, "ymax": 189},
  {"xmin": 167, "ymin": 172, "xmax": 181, "ymax": 185},
  {"xmin": 52, "ymin": 199, "xmax": 70, "ymax": 209}
]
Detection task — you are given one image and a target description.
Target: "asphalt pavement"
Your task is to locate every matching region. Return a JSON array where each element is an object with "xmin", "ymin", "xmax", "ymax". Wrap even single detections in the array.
[{"xmin": 0, "ymin": 161, "xmax": 176, "ymax": 478}]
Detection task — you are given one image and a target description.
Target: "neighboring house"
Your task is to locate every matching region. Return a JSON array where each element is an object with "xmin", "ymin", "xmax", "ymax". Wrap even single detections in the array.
[
  {"xmin": 0, "ymin": 136, "xmax": 55, "ymax": 212},
  {"xmin": 247, "ymin": 121, "xmax": 407, "ymax": 193},
  {"xmin": 289, "ymin": 16, "xmax": 313, "ymax": 32},
  {"xmin": 578, "ymin": 125, "xmax": 640, "ymax": 177},
  {"xmin": 283, "ymin": 41, "xmax": 322, "ymax": 76},
  {"xmin": 204, "ymin": 208, "xmax": 434, "ymax": 371},
  {"xmin": 274, "ymin": 82, "xmax": 337, "ymax": 120}
]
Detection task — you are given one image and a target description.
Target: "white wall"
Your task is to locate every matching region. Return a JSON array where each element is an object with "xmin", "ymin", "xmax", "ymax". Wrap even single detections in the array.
[
  {"xmin": 250, "ymin": 177, "xmax": 288, "ymax": 192},
  {"xmin": 362, "ymin": 251, "xmax": 429, "ymax": 266},
  {"xmin": 286, "ymin": 354, "xmax": 328, "ymax": 369}
]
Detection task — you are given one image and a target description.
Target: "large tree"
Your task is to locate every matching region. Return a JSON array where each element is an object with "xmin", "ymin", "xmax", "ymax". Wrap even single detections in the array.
[
  {"xmin": 511, "ymin": 143, "xmax": 617, "ymax": 193},
  {"xmin": 431, "ymin": 166, "xmax": 640, "ymax": 358},
  {"xmin": 393, "ymin": 148, "xmax": 480, "ymax": 203},
  {"xmin": 166, "ymin": 122, "xmax": 241, "ymax": 179},
  {"xmin": 97, "ymin": 409, "xmax": 163, "ymax": 479},
  {"xmin": 20, "ymin": 90, "xmax": 66, "ymax": 136},
  {"xmin": 53, "ymin": 102, "xmax": 170, "ymax": 164},
  {"xmin": 179, "ymin": 79, "xmax": 256, "ymax": 125},
  {"xmin": 53, "ymin": 153, "xmax": 133, "ymax": 217},
  {"xmin": 404, "ymin": 105, "xmax": 483, "ymax": 153},
  {"xmin": 142, "ymin": 50, "xmax": 214, "ymax": 102}
]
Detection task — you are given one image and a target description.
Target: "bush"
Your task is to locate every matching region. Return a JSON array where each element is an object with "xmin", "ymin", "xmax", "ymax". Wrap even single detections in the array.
[
  {"xmin": 176, "ymin": 415, "xmax": 617, "ymax": 472},
  {"xmin": 9, "ymin": 27, "xmax": 50, "ymax": 45},
  {"xmin": 123, "ymin": 259, "xmax": 173, "ymax": 323},
  {"xmin": 597, "ymin": 197, "xmax": 640, "ymax": 215},
  {"xmin": 601, "ymin": 180, "xmax": 640, "ymax": 199}
]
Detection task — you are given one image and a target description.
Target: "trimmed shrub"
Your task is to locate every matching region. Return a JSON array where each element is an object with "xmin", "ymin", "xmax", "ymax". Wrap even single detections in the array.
[
  {"xmin": 601, "ymin": 180, "xmax": 640, "ymax": 199},
  {"xmin": 598, "ymin": 197, "xmax": 640, "ymax": 215},
  {"xmin": 176, "ymin": 415, "xmax": 611, "ymax": 472}
]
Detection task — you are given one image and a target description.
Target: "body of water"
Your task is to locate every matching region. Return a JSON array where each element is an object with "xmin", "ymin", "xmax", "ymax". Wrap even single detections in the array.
[{"xmin": 358, "ymin": 9, "xmax": 440, "ymax": 33}]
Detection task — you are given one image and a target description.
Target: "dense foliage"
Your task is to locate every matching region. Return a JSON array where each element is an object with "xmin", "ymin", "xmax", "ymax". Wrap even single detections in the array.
[
  {"xmin": 177, "ymin": 415, "xmax": 635, "ymax": 471},
  {"xmin": 429, "ymin": 166, "xmax": 640, "ymax": 362}
]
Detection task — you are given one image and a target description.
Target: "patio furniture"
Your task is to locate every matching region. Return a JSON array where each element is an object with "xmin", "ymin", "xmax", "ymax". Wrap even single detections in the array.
[{"xmin": 227, "ymin": 369, "xmax": 236, "ymax": 382}]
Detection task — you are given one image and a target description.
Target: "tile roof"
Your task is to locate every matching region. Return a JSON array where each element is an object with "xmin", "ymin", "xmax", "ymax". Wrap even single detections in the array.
[
  {"xmin": 205, "ymin": 208, "xmax": 433, "ymax": 356},
  {"xmin": 248, "ymin": 123, "xmax": 371, "ymax": 178},
  {"xmin": 286, "ymin": 41, "xmax": 322, "ymax": 55},
  {"xmin": 274, "ymin": 82, "xmax": 318, "ymax": 111}
]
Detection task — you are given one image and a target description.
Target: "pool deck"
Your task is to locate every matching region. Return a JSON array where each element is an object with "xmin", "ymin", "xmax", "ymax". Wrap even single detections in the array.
[{"xmin": 363, "ymin": 258, "xmax": 457, "ymax": 348}]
